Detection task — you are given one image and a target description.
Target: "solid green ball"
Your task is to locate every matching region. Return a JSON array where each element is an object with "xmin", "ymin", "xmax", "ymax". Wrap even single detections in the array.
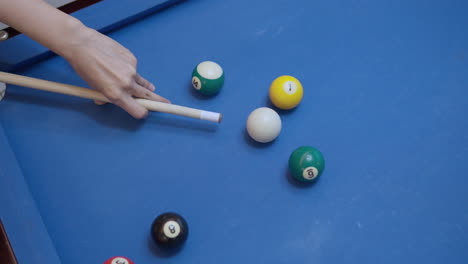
[
  {"xmin": 288, "ymin": 146, "xmax": 325, "ymax": 182},
  {"xmin": 191, "ymin": 61, "xmax": 224, "ymax": 95}
]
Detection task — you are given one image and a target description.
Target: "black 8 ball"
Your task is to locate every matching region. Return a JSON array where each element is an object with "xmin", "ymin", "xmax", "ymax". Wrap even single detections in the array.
[{"xmin": 151, "ymin": 212, "xmax": 188, "ymax": 248}]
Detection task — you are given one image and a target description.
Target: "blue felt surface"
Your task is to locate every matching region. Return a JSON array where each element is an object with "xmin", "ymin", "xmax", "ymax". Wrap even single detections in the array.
[
  {"xmin": 1, "ymin": 0, "xmax": 468, "ymax": 263},
  {"xmin": 0, "ymin": 123, "xmax": 61, "ymax": 264},
  {"xmin": 0, "ymin": 0, "xmax": 186, "ymax": 71}
]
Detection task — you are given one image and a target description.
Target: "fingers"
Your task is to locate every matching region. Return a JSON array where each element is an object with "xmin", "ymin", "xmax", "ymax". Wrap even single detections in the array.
[
  {"xmin": 113, "ymin": 94, "xmax": 148, "ymax": 119},
  {"xmin": 99, "ymin": 74, "xmax": 169, "ymax": 119},
  {"xmin": 135, "ymin": 73, "xmax": 155, "ymax": 91},
  {"xmin": 132, "ymin": 82, "xmax": 171, "ymax": 104}
]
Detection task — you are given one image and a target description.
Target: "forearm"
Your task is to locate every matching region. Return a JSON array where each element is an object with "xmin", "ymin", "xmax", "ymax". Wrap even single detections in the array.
[
  {"xmin": 0, "ymin": 0, "xmax": 169, "ymax": 119},
  {"xmin": 0, "ymin": 0, "xmax": 88, "ymax": 58}
]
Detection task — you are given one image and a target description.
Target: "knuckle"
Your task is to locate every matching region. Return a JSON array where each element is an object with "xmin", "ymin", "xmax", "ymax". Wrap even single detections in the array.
[
  {"xmin": 130, "ymin": 55, "xmax": 137, "ymax": 65},
  {"xmin": 126, "ymin": 68, "xmax": 138, "ymax": 81},
  {"xmin": 120, "ymin": 75, "xmax": 135, "ymax": 90},
  {"xmin": 125, "ymin": 78, "xmax": 134, "ymax": 89},
  {"xmin": 105, "ymin": 89, "xmax": 123, "ymax": 102}
]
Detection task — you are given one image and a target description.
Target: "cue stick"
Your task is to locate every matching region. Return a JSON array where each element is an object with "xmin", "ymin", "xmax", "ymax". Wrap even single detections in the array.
[{"xmin": 0, "ymin": 71, "xmax": 222, "ymax": 123}]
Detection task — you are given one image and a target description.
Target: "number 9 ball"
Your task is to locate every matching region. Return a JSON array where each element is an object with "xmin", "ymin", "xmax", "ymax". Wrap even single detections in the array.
[
  {"xmin": 151, "ymin": 212, "xmax": 189, "ymax": 249},
  {"xmin": 288, "ymin": 146, "xmax": 325, "ymax": 183}
]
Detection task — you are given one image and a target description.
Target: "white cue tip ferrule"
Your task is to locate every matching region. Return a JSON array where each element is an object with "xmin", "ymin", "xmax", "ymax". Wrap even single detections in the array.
[{"xmin": 200, "ymin": 111, "xmax": 222, "ymax": 123}]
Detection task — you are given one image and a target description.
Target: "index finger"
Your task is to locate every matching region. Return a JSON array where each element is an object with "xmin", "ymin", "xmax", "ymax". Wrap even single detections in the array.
[{"xmin": 113, "ymin": 94, "xmax": 149, "ymax": 119}]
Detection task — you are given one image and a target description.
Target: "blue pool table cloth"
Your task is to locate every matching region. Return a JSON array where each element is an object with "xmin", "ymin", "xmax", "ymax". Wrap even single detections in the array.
[{"xmin": 1, "ymin": 0, "xmax": 468, "ymax": 263}]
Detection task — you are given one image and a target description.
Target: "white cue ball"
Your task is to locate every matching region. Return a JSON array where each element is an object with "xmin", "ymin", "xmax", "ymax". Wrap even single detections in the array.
[{"xmin": 246, "ymin": 107, "xmax": 282, "ymax": 143}]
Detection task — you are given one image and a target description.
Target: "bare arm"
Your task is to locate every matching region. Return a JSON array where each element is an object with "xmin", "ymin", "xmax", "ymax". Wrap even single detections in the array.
[
  {"xmin": 0, "ymin": 0, "xmax": 85, "ymax": 57},
  {"xmin": 0, "ymin": 0, "xmax": 170, "ymax": 119}
]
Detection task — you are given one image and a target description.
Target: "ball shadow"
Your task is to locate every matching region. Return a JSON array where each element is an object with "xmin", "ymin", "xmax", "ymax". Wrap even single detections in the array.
[
  {"xmin": 147, "ymin": 235, "xmax": 185, "ymax": 258},
  {"xmin": 285, "ymin": 165, "xmax": 319, "ymax": 188},
  {"xmin": 243, "ymin": 129, "xmax": 275, "ymax": 149},
  {"xmin": 264, "ymin": 95, "xmax": 299, "ymax": 116}
]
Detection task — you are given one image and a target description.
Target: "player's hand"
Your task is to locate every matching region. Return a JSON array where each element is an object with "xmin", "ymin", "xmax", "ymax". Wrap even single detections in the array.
[{"xmin": 62, "ymin": 27, "xmax": 170, "ymax": 119}]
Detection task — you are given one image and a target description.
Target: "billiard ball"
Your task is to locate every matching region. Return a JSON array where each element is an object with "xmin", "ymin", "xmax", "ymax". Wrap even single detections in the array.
[
  {"xmin": 151, "ymin": 212, "xmax": 188, "ymax": 248},
  {"xmin": 103, "ymin": 256, "xmax": 134, "ymax": 264},
  {"xmin": 288, "ymin": 146, "xmax": 325, "ymax": 182},
  {"xmin": 269, "ymin": 75, "xmax": 303, "ymax": 110},
  {"xmin": 191, "ymin": 61, "xmax": 224, "ymax": 95},
  {"xmin": 246, "ymin": 107, "xmax": 282, "ymax": 143}
]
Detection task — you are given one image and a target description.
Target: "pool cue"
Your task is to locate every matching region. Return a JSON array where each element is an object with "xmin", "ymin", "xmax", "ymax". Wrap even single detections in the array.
[{"xmin": 0, "ymin": 71, "xmax": 222, "ymax": 123}]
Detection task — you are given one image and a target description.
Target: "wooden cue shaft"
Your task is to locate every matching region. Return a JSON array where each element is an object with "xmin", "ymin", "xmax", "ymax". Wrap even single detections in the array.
[{"xmin": 0, "ymin": 71, "xmax": 222, "ymax": 123}]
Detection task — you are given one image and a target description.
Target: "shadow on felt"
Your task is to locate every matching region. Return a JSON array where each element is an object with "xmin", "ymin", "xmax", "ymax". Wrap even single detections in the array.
[
  {"xmin": 147, "ymin": 235, "xmax": 184, "ymax": 258},
  {"xmin": 243, "ymin": 128, "xmax": 276, "ymax": 149},
  {"xmin": 264, "ymin": 94, "xmax": 300, "ymax": 116},
  {"xmin": 4, "ymin": 91, "xmax": 219, "ymax": 133}
]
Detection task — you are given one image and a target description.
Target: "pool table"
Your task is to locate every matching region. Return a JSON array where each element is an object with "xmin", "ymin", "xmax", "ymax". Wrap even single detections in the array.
[{"xmin": 1, "ymin": 0, "xmax": 468, "ymax": 263}]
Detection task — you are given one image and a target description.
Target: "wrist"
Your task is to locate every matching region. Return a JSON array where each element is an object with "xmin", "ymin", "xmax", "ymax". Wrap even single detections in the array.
[
  {"xmin": 50, "ymin": 16, "xmax": 91, "ymax": 59},
  {"xmin": 0, "ymin": 0, "xmax": 92, "ymax": 59}
]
